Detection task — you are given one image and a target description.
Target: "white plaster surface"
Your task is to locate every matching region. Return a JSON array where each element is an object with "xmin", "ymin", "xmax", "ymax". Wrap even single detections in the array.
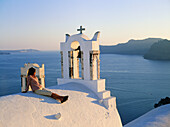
[
  {"xmin": 57, "ymin": 78, "xmax": 117, "ymax": 109},
  {"xmin": 0, "ymin": 83, "xmax": 122, "ymax": 127},
  {"xmin": 124, "ymin": 104, "xmax": 170, "ymax": 127},
  {"xmin": 57, "ymin": 78, "xmax": 106, "ymax": 93}
]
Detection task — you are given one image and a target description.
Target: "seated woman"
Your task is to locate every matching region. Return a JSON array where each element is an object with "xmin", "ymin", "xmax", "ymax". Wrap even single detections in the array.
[{"xmin": 22, "ymin": 67, "xmax": 68, "ymax": 103}]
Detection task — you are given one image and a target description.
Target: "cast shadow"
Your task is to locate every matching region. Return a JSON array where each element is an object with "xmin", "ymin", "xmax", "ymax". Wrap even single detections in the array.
[
  {"xmin": 49, "ymin": 83, "xmax": 106, "ymax": 108},
  {"xmin": 19, "ymin": 83, "xmax": 106, "ymax": 108},
  {"xmin": 44, "ymin": 114, "xmax": 57, "ymax": 120},
  {"xmin": 19, "ymin": 91, "xmax": 60, "ymax": 104}
]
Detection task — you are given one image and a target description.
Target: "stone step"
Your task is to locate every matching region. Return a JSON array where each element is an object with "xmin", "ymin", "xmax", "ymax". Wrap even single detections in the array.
[
  {"xmin": 103, "ymin": 96, "xmax": 116, "ymax": 109},
  {"xmin": 98, "ymin": 90, "xmax": 110, "ymax": 99}
]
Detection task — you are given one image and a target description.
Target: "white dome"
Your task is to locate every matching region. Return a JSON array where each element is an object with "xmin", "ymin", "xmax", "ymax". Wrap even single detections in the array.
[{"xmin": 0, "ymin": 83, "xmax": 122, "ymax": 127}]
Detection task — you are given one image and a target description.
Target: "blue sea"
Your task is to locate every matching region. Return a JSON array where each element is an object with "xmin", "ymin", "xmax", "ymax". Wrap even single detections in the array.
[{"xmin": 0, "ymin": 51, "xmax": 170, "ymax": 125}]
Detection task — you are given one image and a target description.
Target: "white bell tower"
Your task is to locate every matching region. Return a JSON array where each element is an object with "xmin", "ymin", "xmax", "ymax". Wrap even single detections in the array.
[{"xmin": 57, "ymin": 26, "xmax": 116, "ymax": 109}]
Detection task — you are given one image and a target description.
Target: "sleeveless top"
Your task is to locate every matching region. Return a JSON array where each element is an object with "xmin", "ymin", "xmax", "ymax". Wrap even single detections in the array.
[{"xmin": 25, "ymin": 75, "xmax": 42, "ymax": 92}]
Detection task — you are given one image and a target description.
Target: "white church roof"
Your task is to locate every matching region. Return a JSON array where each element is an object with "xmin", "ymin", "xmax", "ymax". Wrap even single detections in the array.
[
  {"xmin": 0, "ymin": 83, "xmax": 122, "ymax": 127},
  {"xmin": 124, "ymin": 104, "xmax": 170, "ymax": 127}
]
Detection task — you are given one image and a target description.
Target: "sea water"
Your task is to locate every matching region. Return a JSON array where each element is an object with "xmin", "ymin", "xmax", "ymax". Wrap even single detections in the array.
[{"xmin": 0, "ymin": 51, "xmax": 170, "ymax": 125}]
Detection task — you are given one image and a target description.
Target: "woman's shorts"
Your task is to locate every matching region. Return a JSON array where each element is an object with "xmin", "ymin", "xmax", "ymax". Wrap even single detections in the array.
[{"xmin": 34, "ymin": 88, "xmax": 52, "ymax": 96}]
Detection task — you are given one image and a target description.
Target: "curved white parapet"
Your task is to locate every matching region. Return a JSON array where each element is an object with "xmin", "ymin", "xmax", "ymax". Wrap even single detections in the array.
[{"xmin": 91, "ymin": 31, "xmax": 100, "ymax": 41}]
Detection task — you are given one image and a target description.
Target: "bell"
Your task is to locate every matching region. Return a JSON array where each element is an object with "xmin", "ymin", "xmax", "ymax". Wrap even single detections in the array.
[{"xmin": 77, "ymin": 51, "xmax": 81, "ymax": 58}]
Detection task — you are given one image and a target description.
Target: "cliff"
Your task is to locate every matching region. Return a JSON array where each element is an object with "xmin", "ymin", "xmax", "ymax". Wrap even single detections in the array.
[
  {"xmin": 0, "ymin": 49, "xmax": 39, "ymax": 54},
  {"xmin": 144, "ymin": 39, "xmax": 170, "ymax": 60},
  {"xmin": 100, "ymin": 38, "xmax": 162, "ymax": 55}
]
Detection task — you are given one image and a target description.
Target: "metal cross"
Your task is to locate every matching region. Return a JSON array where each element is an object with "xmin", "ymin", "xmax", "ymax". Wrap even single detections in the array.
[{"xmin": 77, "ymin": 26, "xmax": 85, "ymax": 34}]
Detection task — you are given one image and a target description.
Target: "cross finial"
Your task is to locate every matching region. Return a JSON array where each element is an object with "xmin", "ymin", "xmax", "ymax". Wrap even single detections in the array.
[{"xmin": 77, "ymin": 26, "xmax": 85, "ymax": 34}]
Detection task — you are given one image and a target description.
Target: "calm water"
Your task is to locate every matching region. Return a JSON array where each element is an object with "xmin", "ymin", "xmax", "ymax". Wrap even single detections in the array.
[{"xmin": 0, "ymin": 51, "xmax": 170, "ymax": 125}]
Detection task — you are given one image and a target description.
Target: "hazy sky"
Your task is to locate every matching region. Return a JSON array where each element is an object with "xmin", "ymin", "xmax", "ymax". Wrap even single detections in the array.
[{"xmin": 0, "ymin": 0, "xmax": 170, "ymax": 50}]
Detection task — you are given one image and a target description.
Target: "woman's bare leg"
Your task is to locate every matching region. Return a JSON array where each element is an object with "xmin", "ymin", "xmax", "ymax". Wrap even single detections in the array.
[
  {"xmin": 51, "ymin": 93, "xmax": 63, "ymax": 100},
  {"xmin": 51, "ymin": 93, "xmax": 68, "ymax": 103}
]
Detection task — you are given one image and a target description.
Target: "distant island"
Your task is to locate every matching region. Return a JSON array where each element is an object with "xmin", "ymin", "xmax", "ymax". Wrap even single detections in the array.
[
  {"xmin": 144, "ymin": 39, "xmax": 170, "ymax": 60},
  {"xmin": 0, "ymin": 52, "xmax": 10, "ymax": 55},
  {"xmin": 0, "ymin": 49, "xmax": 39, "ymax": 55},
  {"xmin": 100, "ymin": 38, "xmax": 163, "ymax": 55}
]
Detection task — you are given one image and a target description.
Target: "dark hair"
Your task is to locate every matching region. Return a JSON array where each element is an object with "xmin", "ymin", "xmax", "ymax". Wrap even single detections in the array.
[{"xmin": 28, "ymin": 67, "xmax": 36, "ymax": 76}]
